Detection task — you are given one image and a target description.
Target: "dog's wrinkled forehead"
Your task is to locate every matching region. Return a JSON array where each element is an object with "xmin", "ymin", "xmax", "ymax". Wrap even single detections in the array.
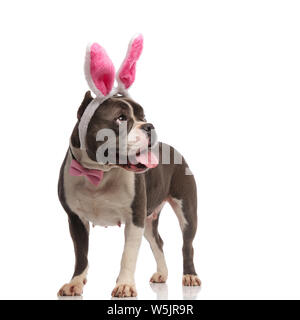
[{"xmin": 91, "ymin": 96, "xmax": 145, "ymax": 123}]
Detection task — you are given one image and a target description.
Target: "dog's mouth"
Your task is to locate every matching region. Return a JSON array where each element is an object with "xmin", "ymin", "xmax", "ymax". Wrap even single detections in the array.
[{"xmin": 118, "ymin": 150, "xmax": 159, "ymax": 173}]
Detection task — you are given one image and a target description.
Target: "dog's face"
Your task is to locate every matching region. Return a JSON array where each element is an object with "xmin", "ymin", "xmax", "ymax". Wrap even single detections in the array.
[{"xmin": 71, "ymin": 91, "xmax": 158, "ymax": 173}]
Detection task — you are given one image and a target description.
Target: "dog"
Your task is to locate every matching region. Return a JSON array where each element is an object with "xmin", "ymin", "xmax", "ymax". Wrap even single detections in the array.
[{"xmin": 57, "ymin": 35, "xmax": 201, "ymax": 297}]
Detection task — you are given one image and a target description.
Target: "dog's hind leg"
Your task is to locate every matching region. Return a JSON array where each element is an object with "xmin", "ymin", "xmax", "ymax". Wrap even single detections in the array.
[
  {"xmin": 144, "ymin": 209, "xmax": 168, "ymax": 283},
  {"xmin": 168, "ymin": 195, "xmax": 201, "ymax": 287},
  {"xmin": 57, "ymin": 213, "xmax": 89, "ymax": 296}
]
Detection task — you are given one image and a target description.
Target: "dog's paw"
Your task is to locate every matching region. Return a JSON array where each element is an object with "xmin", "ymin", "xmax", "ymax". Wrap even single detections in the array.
[
  {"xmin": 111, "ymin": 284, "xmax": 137, "ymax": 298},
  {"xmin": 150, "ymin": 272, "xmax": 168, "ymax": 283},
  {"xmin": 182, "ymin": 274, "xmax": 201, "ymax": 286},
  {"xmin": 57, "ymin": 278, "xmax": 87, "ymax": 297}
]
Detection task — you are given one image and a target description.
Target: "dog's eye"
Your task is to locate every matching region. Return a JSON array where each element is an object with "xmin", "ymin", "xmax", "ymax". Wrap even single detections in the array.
[{"xmin": 116, "ymin": 114, "xmax": 127, "ymax": 122}]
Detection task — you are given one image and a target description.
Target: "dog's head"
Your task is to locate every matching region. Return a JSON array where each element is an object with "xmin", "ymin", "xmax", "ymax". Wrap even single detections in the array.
[
  {"xmin": 70, "ymin": 34, "xmax": 158, "ymax": 173},
  {"xmin": 71, "ymin": 91, "xmax": 158, "ymax": 173}
]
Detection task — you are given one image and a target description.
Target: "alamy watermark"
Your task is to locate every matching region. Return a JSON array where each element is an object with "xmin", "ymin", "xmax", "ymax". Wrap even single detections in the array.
[{"xmin": 94, "ymin": 121, "xmax": 193, "ymax": 175}]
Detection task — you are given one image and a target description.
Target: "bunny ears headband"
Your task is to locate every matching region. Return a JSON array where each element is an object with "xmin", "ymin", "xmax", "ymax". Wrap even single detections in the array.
[{"xmin": 78, "ymin": 34, "xmax": 144, "ymax": 150}]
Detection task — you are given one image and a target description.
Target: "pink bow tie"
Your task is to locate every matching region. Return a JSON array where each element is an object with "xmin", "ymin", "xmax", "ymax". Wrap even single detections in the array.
[{"xmin": 69, "ymin": 159, "xmax": 104, "ymax": 186}]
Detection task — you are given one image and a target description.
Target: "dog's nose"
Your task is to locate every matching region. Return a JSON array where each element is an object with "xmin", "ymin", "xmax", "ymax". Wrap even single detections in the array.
[
  {"xmin": 141, "ymin": 123, "xmax": 157, "ymax": 147},
  {"xmin": 141, "ymin": 123, "xmax": 155, "ymax": 133}
]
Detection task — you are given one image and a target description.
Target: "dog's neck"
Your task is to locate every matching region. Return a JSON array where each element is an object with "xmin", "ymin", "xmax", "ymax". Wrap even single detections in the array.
[
  {"xmin": 67, "ymin": 145, "xmax": 134, "ymax": 191},
  {"xmin": 69, "ymin": 140, "xmax": 113, "ymax": 172}
]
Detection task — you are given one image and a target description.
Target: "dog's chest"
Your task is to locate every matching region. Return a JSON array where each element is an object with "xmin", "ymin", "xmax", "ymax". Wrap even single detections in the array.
[{"xmin": 64, "ymin": 155, "xmax": 135, "ymax": 226}]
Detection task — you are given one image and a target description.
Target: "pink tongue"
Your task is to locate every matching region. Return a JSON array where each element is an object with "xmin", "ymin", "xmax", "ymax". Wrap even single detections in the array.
[{"xmin": 136, "ymin": 151, "xmax": 159, "ymax": 168}]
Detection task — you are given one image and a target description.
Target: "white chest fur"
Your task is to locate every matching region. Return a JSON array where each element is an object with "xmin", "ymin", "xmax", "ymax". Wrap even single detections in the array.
[{"xmin": 63, "ymin": 153, "xmax": 135, "ymax": 226}]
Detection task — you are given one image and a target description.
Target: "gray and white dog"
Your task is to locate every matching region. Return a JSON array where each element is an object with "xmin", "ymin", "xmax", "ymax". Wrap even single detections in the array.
[{"xmin": 57, "ymin": 35, "xmax": 201, "ymax": 297}]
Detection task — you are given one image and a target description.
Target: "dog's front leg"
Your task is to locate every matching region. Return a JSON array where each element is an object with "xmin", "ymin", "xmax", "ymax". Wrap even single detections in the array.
[
  {"xmin": 57, "ymin": 213, "xmax": 89, "ymax": 297},
  {"xmin": 111, "ymin": 220, "xmax": 144, "ymax": 297}
]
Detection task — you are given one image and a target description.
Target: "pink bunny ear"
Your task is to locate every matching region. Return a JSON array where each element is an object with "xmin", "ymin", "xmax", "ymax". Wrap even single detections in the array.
[
  {"xmin": 85, "ymin": 43, "xmax": 115, "ymax": 97},
  {"xmin": 117, "ymin": 34, "xmax": 143, "ymax": 91}
]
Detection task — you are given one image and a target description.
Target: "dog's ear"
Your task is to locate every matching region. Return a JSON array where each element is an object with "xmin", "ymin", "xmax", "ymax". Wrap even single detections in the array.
[
  {"xmin": 77, "ymin": 91, "xmax": 93, "ymax": 120},
  {"xmin": 117, "ymin": 34, "xmax": 143, "ymax": 92}
]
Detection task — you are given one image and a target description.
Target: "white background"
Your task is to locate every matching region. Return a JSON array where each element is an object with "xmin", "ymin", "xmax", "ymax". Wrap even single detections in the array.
[{"xmin": 0, "ymin": 0, "xmax": 299, "ymax": 300}]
